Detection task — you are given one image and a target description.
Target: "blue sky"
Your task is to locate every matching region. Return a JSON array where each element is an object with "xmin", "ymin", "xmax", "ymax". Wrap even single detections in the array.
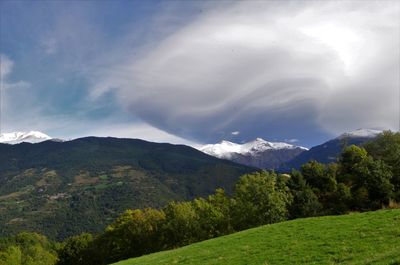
[{"xmin": 0, "ymin": 1, "xmax": 399, "ymax": 147}]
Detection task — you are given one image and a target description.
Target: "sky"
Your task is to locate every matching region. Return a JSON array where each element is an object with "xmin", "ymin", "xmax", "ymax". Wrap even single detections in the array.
[{"xmin": 0, "ymin": 0, "xmax": 399, "ymax": 148}]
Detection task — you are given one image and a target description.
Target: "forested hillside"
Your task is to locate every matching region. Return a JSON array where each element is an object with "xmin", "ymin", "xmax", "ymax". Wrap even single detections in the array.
[{"xmin": 0, "ymin": 137, "xmax": 254, "ymax": 240}]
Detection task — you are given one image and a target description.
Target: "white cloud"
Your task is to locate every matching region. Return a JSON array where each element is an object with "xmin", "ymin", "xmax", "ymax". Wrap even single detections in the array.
[
  {"xmin": 0, "ymin": 54, "xmax": 31, "ymax": 90},
  {"xmin": 0, "ymin": 54, "xmax": 14, "ymax": 79},
  {"xmin": 81, "ymin": 122, "xmax": 198, "ymax": 146},
  {"xmin": 231, "ymin": 131, "xmax": 240, "ymax": 135},
  {"xmin": 90, "ymin": 1, "xmax": 399, "ymax": 142}
]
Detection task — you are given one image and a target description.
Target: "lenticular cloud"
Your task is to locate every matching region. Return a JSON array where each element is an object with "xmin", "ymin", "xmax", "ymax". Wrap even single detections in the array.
[{"xmin": 92, "ymin": 1, "xmax": 399, "ymax": 143}]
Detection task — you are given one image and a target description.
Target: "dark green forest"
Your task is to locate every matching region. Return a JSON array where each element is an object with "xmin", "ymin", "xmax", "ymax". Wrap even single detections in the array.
[
  {"xmin": 0, "ymin": 137, "xmax": 253, "ymax": 240},
  {"xmin": 0, "ymin": 131, "xmax": 399, "ymax": 265}
]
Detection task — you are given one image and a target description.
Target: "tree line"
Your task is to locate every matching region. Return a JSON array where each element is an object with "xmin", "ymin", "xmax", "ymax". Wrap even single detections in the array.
[{"xmin": 1, "ymin": 131, "xmax": 399, "ymax": 265}]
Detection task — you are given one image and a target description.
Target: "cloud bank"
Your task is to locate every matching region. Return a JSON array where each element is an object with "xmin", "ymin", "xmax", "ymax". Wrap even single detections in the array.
[{"xmin": 91, "ymin": 1, "xmax": 399, "ymax": 145}]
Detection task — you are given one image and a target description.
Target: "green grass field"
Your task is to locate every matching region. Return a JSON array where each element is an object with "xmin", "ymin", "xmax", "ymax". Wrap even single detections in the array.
[{"xmin": 112, "ymin": 209, "xmax": 400, "ymax": 265}]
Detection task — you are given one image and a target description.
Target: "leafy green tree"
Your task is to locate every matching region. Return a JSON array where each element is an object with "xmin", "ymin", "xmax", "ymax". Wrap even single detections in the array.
[
  {"xmin": 0, "ymin": 232, "xmax": 57, "ymax": 265},
  {"xmin": 14, "ymin": 232, "xmax": 57, "ymax": 265},
  {"xmin": 162, "ymin": 201, "xmax": 198, "ymax": 248},
  {"xmin": 207, "ymin": 188, "xmax": 234, "ymax": 235},
  {"xmin": 364, "ymin": 131, "xmax": 400, "ymax": 199},
  {"xmin": 339, "ymin": 145, "xmax": 393, "ymax": 209},
  {"xmin": 231, "ymin": 171, "xmax": 292, "ymax": 230},
  {"xmin": 330, "ymin": 183, "xmax": 352, "ymax": 214},
  {"xmin": 95, "ymin": 208, "xmax": 166, "ymax": 264},
  {"xmin": 363, "ymin": 159, "xmax": 393, "ymax": 207},
  {"xmin": 338, "ymin": 145, "xmax": 369, "ymax": 184},
  {"xmin": 288, "ymin": 170, "xmax": 322, "ymax": 218},
  {"xmin": 0, "ymin": 246, "xmax": 22, "ymax": 265},
  {"xmin": 300, "ymin": 161, "xmax": 337, "ymax": 208},
  {"xmin": 301, "ymin": 161, "xmax": 326, "ymax": 190},
  {"xmin": 190, "ymin": 198, "xmax": 224, "ymax": 240},
  {"xmin": 56, "ymin": 233, "xmax": 93, "ymax": 265}
]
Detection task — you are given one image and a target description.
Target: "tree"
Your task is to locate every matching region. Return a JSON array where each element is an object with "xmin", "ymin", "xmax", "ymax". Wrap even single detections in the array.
[
  {"xmin": 95, "ymin": 208, "xmax": 166, "ymax": 264},
  {"xmin": 338, "ymin": 145, "xmax": 369, "ymax": 185},
  {"xmin": 0, "ymin": 232, "xmax": 58, "ymax": 265},
  {"xmin": 207, "ymin": 188, "xmax": 234, "ymax": 235},
  {"xmin": 231, "ymin": 171, "xmax": 292, "ymax": 230},
  {"xmin": 363, "ymin": 159, "xmax": 393, "ymax": 207},
  {"xmin": 301, "ymin": 160, "xmax": 326, "ymax": 190},
  {"xmin": 288, "ymin": 170, "xmax": 322, "ymax": 218},
  {"xmin": 330, "ymin": 183, "xmax": 352, "ymax": 214},
  {"xmin": 191, "ymin": 197, "xmax": 227, "ymax": 240},
  {"xmin": 0, "ymin": 246, "xmax": 22, "ymax": 265},
  {"xmin": 364, "ymin": 131, "xmax": 400, "ymax": 199},
  {"xmin": 162, "ymin": 201, "xmax": 199, "ymax": 247},
  {"xmin": 339, "ymin": 145, "xmax": 393, "ymax": 209},
  {"xmin": 300, "ymin": 161, "xmax": 337, "ymax": 206},
  {"xmin": 56, "ymin": 233, "xmax": 93, "ymax": 265}
]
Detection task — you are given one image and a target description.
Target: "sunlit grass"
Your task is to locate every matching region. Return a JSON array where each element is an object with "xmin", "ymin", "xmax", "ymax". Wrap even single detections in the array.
[{"xmin": 113, "ymin": 209, "xmax": 400, "ymax": 265}]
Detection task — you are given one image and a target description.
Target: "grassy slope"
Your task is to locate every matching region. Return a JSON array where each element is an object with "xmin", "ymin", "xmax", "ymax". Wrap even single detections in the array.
[{"xmin": 113, "ymin": 209, "xmax": 400, "ymax": 265}]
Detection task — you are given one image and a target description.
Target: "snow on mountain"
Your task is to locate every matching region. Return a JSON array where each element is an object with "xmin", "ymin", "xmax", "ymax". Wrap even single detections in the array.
[
  {"xmin": 199, "ymin": 138, "xmax": 308, "ymax": 159},
  {"xmin": 338, "ymin": 128, "xmax": 383, "ymax": 139},
  {"xmin": 0, "ymin": 131, "xmax": 52, "ymax": 144}
]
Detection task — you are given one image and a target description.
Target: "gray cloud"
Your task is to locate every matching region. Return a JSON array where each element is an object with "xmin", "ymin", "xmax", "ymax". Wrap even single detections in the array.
[
  {"xmin": 84, "ymin": 2, "xmax": 392, "ymax": 145},
  {"xmin": 90, "ymin": 1, "xmax": 399, "ymax": 145}
]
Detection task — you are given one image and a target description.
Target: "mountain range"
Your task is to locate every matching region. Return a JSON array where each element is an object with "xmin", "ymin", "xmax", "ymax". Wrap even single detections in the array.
[
  {"xmin": 199, "ymin": 129, "xmax": 382, "ymax": 171},
  {"xmin": 0, "ymin": 128, "xmax": 384, "ymax": 239},
  {"xmin": 0, "ymin": 129, "xmax": 383, "ymax": 171}
]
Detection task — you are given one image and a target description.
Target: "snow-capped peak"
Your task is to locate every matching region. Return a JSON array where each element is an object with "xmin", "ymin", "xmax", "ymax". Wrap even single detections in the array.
[
  {"xmin": 199, "ymin": 138, "xmax": 308, "ymax": 159},
  {"xmin": 0, "ymin": 131, "xmax": 52, "ymax": 144},
  {"xmin": 338, "ymin": 128, "xmax": 383, "ymax": 139}
]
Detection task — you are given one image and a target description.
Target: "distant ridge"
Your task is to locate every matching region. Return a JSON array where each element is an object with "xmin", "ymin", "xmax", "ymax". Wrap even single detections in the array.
[
  {"xmin": 198, "ymin": 129, "xmax": 386, "ymax": 170},
  {"xmin": 279, "ymin": 128, "xmax": 384, "ymax": 171}
]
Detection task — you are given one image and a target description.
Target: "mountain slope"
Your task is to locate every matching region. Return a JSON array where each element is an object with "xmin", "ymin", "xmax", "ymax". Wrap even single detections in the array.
[
  {"xmin": 113, "ymin": 209, "xmax": 400, "ymax": 265},
  {"xmin": 0, "ymin": 137, "xmax": 254, "ymax": 240},
  {"xmin": 279, "ymin": 129, "xmax": 382, "ymax": 171},
  {"xmin": 200, "ymin": 138, "xmax": 307, "ymax": 169}
]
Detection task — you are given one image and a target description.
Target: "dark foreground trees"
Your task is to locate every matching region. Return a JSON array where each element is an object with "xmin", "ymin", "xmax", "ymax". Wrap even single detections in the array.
[{"xmin": 289, "ymin": 143, "xmax": 395, "ymax": 217}]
